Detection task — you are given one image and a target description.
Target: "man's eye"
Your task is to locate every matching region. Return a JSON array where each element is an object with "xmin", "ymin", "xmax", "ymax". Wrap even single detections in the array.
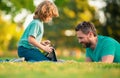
[{"xmin": 79, "ymin": 37, "xmax": 83, "ymax": 39}]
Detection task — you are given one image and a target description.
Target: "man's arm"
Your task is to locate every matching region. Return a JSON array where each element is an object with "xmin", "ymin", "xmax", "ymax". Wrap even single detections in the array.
[
  {"xmin": 102, "ymin": 55, "xmax": 114, "ymax": 63},
  {"xmin": 85, "ymin": 57, "xmax": 92, "ymax": 62}
]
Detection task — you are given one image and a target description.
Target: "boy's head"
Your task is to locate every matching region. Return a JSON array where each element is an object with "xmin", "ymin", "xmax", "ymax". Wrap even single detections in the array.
[{"xmin": 33, "ymin": 0, "xmax": 59, "ymax": 22}]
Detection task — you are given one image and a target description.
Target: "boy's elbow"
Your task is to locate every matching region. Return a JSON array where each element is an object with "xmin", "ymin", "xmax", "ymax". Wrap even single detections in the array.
[{"xmin": 28, "ymin": 36, "xmax": 35, "ymax": 44}]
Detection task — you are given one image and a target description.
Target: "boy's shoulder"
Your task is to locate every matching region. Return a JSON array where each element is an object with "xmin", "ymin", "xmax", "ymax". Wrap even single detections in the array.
[
  {"xmin": 29, "ymin": 19, "xmax": 43, "ymax": 26},
  {"xmin": 31, "ymin": 19, "xmax": 40, "ymax": 23}
]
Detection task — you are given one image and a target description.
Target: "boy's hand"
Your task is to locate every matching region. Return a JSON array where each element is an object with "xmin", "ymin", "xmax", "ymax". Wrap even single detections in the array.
[
  {"xmin": 43, "ymin": 45, "xmax": 53, "ymax": 53},
  {"xmin": 40, "ymin": 40, "xmax": 54, "ymax": 53},
  {"xmin": 41, "ymin": 40, "xmax": 51, "ymax": 46}
]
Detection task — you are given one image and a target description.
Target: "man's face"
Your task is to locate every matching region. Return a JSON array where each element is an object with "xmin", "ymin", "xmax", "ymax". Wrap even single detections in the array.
[{"xmin": 76, "ymin": 30, "xmax": 91, "ymax": 48}]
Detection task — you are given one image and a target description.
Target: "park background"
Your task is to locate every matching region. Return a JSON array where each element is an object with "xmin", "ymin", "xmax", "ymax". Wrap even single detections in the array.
[{"xmin": 0, "ymin": 0, "xmax": 120, "ymax": 60}]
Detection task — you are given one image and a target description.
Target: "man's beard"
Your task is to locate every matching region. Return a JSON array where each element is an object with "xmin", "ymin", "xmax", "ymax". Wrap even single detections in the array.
[
  {"xmin": 81, "ymin": 42, "xmax": 91, "ymax": 48},
  {"xmin": 85, "ymin": 42, "xmax": 91, "ymax": 48}
]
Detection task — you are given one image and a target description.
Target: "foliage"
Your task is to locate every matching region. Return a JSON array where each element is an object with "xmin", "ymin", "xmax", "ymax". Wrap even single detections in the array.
[
  {"xmin": 101, "ymin": 0, "xmax": 120, "ymax": 42},
  {"xmin": 0, "ymin": 0, "xmax": 120, "ymax": 55},
  {"xmin": 0, "ymin": 0, "xmax": 99, "ymax": 54},
  {"xmin": 0, "ymin": 0, "xmax": 34, "ymax": 53},
  {"xmin": 0, "ymin": 15, "xmax": 23, "ymax": 52},
  {"xmin": 44, "ymin": 0, "xmax": 100, "ymax": 49},
  {"xmin": 0, "ymin": 61, "xmax": 120, "ymax": 78},
  {"xmin": 0, "ymin": 0, "xmax": 35, "ymax": 17}
]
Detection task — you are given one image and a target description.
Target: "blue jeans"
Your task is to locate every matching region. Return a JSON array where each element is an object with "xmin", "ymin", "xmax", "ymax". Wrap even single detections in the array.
[{"xmin": 18, "ymin": 46, "xmax": 49, "ymax": 62}]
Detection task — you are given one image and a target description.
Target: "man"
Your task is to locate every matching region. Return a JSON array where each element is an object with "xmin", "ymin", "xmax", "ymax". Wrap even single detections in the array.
[{"xmin": 75, "ymin": 21, "xmax": 120, "ymax": 63}]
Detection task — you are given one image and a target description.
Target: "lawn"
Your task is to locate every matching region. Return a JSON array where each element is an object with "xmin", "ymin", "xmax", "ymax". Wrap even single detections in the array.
[{"xmin": 0, "ymin": 60, "xmax": 120, "ymax": 78}]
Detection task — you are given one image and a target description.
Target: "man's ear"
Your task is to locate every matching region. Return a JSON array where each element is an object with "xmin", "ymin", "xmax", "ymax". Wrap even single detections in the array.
[{"xmin": 88, "ymin": 32, "xmax": 93, "ymax": 38}]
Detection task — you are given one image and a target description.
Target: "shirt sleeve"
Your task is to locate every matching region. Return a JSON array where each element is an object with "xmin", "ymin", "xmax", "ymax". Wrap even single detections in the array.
[
  {"xmin": 86, "ymin": 48, "xmax": 90, "ymax": 57},
  {"xmin": 28, "ymin": 22, "xmax": 40, "ymax": 38},
  {"xmin": 101, "ymin": 39, "xmax": 116, "ymax": 57}
]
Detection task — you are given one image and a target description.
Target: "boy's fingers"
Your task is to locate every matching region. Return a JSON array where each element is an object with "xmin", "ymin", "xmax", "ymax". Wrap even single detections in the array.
[{"xmin": 45, "ymin": 40, "xmax": 51, "ymax": 43}]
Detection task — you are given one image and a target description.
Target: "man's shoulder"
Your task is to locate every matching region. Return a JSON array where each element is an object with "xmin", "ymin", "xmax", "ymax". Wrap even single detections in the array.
[
  {"xmin": 98, "ymin": 35, "xmax": 115, "ymax": 42},
  {"xmin": 98, "ymin": 35, "xmax": 119, "ymax": 45}
]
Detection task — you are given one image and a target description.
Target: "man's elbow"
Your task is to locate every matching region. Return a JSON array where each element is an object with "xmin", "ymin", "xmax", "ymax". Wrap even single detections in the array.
[
  {"xmin": 86, "ymin": 58, "xmax": 92, "ymax": 62},
  {"xmin": 101, "ymin": 55, "xmax": 114, "ymax": 63}
]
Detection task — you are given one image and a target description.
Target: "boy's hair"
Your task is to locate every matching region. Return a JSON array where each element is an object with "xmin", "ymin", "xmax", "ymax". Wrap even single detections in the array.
[
  {"xmin": 75, "ymin": 21, "xmax": 97, "ymax": 36},
  {"xmin": 33, "ymin": 1, "xmax": 59, "ymax": 22}
]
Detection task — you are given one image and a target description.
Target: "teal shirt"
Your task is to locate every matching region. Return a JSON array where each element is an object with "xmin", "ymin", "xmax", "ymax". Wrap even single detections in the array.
[
  {"xmin": 18, "ymin": 19, "xmax": 44, "ymax": 49},
  {"xmin": 86, "ymin": 35, "xmax": 120, "ymax": 63}
]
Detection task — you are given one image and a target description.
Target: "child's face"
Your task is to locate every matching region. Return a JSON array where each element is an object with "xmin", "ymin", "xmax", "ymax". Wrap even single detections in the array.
[{"xmin": 45, "ymin": 17, "xmax": 52, "ymax": 23}]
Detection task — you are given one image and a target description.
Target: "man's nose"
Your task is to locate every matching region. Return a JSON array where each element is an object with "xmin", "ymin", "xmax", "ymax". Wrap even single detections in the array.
[{"xmin": 78, "ymin": 39, "xmax": 82, "ymax": 43}]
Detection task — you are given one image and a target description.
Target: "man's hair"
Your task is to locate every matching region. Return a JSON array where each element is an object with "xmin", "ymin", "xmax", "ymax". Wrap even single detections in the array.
[
  {"xmin": 75, "ymin": 21, "xmax": 97, "ymax": 36},
  {"xmin": 33, "ymin": 1, "xmax": 59, "ymax": 22}
]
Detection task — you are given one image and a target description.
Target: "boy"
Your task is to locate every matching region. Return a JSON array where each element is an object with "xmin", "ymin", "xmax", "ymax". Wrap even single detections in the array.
[{"xmin": 18, "ymin": 1, "xmax": 59, "ymax": 62}]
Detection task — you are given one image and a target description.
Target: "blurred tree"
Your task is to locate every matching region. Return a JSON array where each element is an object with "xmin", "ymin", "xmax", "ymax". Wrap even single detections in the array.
[
  {"xmin": 0, "ymin": 0, "xmax": 34, "ymax": 53},
  {"xmin": 44, "ymin": 0, "xmax": 100, "ymax": 50},
  {"xmin": 102, "ymin": 0, "xmax": 120, "ymax": 42},
  {"xmin": 0, "ymin": 0, "xmax": 35, "ymax": 18},
  {"xmin": 0, "ymin": 0, "xmax": 99, "ymax": 51},
  {"xmin": 2, "ymin": 0, "xmax": 119, "ymax": 55},
  {"xmin": 0, "ymin": 15, "xmax": 23, "ymax": 52}
]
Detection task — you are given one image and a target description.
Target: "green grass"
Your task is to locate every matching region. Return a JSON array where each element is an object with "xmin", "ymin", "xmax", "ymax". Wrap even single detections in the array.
[{"xmin": 0, "ymin": 60, "xmax": 120, "ymax": 78}]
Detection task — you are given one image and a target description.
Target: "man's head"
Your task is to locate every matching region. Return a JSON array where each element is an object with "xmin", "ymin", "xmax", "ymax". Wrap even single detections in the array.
[{"xmin": 75, "ymin": 21, "xmax": 97, "ymax": 48}]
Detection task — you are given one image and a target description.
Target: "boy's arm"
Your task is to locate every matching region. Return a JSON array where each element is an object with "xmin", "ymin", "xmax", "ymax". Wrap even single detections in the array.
[{"xmin": 28, "ymin": 36, "xmax": 53, "ymax": 53}]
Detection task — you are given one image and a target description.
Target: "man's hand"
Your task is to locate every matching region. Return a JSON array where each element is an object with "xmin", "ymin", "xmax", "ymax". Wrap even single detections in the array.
[{"xmin": 85, "ymin": 57, "xmax": 92, "ymax": 62}]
